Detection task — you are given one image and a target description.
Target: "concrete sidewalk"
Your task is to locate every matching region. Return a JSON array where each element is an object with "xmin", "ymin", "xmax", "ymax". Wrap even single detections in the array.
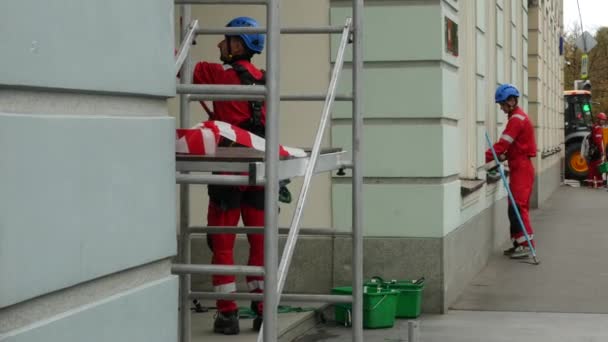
[
  {"xmin": 296, "ymin": 186, "xmax": 608, "ymax": 341},
  {"xmin": 452, "ymin": 185, "xmax": 608, "ymax": 313},
  {"xmin": 189, "ymin": 300, "xmax": 324, "ymax": 342},
  {"xmin": 295, "ymin": 311, "xmax": 608, "ymax": 342}
]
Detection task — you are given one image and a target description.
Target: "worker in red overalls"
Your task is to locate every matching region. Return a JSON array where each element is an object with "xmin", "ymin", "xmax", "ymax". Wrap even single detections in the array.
[
  {"xmin": 486, "ymin": 84, "xmax": 537, "ymax": 259},
  {"xmin": 585, "ymin": 112, "xmax": 607, "ymax": 187},
  {"xmin": 192, "ymin": 16, "xmax": 266, "ymax": 335}
]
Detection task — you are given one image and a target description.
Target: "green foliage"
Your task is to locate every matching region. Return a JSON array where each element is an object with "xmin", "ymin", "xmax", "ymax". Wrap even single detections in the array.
[{"xmin": 564, "ymin": 27, "xmax": 608, "ymax": 114}]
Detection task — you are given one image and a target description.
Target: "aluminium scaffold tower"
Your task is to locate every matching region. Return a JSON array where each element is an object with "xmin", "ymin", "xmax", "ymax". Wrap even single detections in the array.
[{"xmin": 172, "ymin": 1, "xmax": 364, "ymax": 341}]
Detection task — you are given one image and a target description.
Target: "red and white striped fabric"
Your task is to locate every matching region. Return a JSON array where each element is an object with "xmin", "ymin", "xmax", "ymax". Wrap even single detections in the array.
[
  {"xmin": 175, "ymin": 125, "xmax": 219, "ymax": 155},
  {"xmin": 175, "ymin": 120, "xmax": 307, "ymax": 158}
]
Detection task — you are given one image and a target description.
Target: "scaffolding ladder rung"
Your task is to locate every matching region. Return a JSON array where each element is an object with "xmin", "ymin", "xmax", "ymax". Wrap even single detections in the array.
[
  {"xmin": 176, "ymin": 84, "xmax": 266, "ymax": 96},
  {"xmin": 190, "ymin": 291, "xmax": 353, "ymax": 304},
  {"xmin": 188, "ymin": 94, "xmax": 265, "ymax": 101},
  {"xmin": 175, "ymin": 0, "xmax": 267, "ymax": 4},
  {"xmin": 187, "ymin": 94, "xmax": 353, "ymax": 102},
  {"xmin": 282, "ymin": 26, "xmax": 345, "ymax": 34},
  {"xmin": 172, "ymin": 264, "xmax": 264, "ymax": 276},
  {"xmin": 195, "ymin": 26, "xmax": 345, "ymax": 36},
  {"xmin": 281, "ymin": 94, "xmax": 353, "ymax": 102},
  {"xmin": 176, "ymin": 174, "xmax": 256, "ymax": 186},
  {"xmin": 188, "ymin": 226, "xmax": 353, "ymax": 236}
]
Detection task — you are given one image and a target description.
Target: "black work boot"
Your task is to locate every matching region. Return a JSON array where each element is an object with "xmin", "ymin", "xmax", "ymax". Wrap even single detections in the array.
[
  {"xmin": 503, "ymin": 242, "xmax": 519, "ymax": 256},
  {"xmin": 213, "ymin": 310, "xmax": 240, "ymax": 335},
  {"xmin": 509, "ymin": 246, "xmax": 531, "ymax": 259},
  {"xmin": 251, "ymin": 301, "xmax": 263, "ymax": 331}
]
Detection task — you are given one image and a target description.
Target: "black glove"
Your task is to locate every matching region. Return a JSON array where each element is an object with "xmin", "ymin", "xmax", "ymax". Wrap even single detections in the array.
[{"xmin": 279, "ymin": 179, "xmax": 292, "ymax": 204}]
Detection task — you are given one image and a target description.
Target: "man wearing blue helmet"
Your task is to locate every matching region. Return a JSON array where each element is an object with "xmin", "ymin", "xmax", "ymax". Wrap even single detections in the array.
[
  {"xmin": 485, "ymin": 84, "xmax": 537, "ymax": 259},
  {"xmin": 192, "ymin": 16, "xmax": 266, "ymax": 335}
]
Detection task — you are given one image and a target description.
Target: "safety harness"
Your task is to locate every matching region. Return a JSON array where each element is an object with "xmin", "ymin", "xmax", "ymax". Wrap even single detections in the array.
[{"xmin": 231, "ymin": 62, "xmax": 266, "ymax": 138}]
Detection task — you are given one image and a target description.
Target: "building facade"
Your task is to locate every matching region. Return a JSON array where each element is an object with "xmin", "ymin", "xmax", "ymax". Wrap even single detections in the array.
[{"xmin": 0, "ymin": 1, "xmax": 178, "ymax": 341}]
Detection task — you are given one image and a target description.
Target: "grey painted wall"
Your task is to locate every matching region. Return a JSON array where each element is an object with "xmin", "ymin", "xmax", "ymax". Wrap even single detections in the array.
[
  {"xmin": 0, "ymin": 0, "xmax": 175, "ymax": 97},
  {"xmin": 444, "ymin": 198, "xmax": 509, "ymax": 310},
  {"xmin": 531, "ymin": 158, "xmax": 562, "ymax": 209},
  {"xmin": 191, "ymin": 236, "xmax": 335, "ymax": 295},
  {"xmin": 0, "ymin": 277, "xmax": 178, "ymax": 342},
  {"xmin": 0, "ymin": 1, "xmax": 179, "ymax": 340},
  {"xmin": 0, "ymin": 113, "xmax": 176, "ymax": 307}
]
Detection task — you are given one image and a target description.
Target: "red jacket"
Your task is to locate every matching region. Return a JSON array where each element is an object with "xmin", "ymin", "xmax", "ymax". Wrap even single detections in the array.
[
  {"xmin": 193, "ymin": 60, "xmax": 266, "ymax": 128},
  {"xmin": 591, "ymin": 124, "xmax": 605, "ymax": 155},
  {"xmin": 486, "ymin": 106, "xmax": 537, "ymax": 163}
]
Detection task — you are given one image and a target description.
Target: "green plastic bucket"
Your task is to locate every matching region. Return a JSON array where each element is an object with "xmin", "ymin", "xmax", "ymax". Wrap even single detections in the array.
[
  {"xmin": 599, "ymin": 162, "xmax": 608, "ymax": 174},
  {"xmin": 366, "ymin": 277, "xmax": 425, "ymax": 318},
  {"xmin": 331, "ymin": 285, "xmax": 399, "ymax": 329}
]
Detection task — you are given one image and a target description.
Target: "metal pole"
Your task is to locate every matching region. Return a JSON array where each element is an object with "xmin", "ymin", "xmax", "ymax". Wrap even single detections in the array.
[
  {"xmin": 176, "ymin": 173, "xmax": 257, "ymax": 186},
  {"xmin": 178, "ymin": 5, "xmax": 193, "ymax": 342},
  {"xmin": 408, "ymin": 321, "xmax": 420, "ymax": 342},
  {"xmin": 188, "ymin": 226, "xmax": 353, "ymax": 236},
  {"xmin": 175, "ymin": 20, "xmax": 199, "ymax": 75},
  {"xmin": 281, "ymin": 94, "xmax": 353, "ymax": 101},
  {"xmin": 194, "ymin": 26, "xmax": 343, "ymax": 35},
  {"xmin": 188, "ymin": 93, "xmax": 353, "ymax": 102},
  {"xmin": 276, "ymin": 18, "xmax": 352, "ymax": 298},
  {"xmin": 176, "ymin": 83, "xmax": 266, "ymax": 95},
  {"xmin": 352, "ymin": 0, "xmax": 364, "ymax": 341},
  {"xmin": 261, "ymin": 0, "xmax": 280, "ymax": 341},
  {"xmin": 172, "ymin": 263, "xmax": 265, "ymax": 276},
  {"xmin": 576, "ymin": 0, "xmax": 586, "ymax": 52},
  {"xmin": 189, "ymin": 94, "xmax": 265, "ymax": 101},
  {"xmin": 189, "ymin": 292, "xmax": 353, "ymax": 303},
  {"xmin": 280, "ymin": 26, "xmax": 343, "ymax": 34},
  {"xmin": 175, "ymin": 0, "xmax": 268, "ymax": 4}
]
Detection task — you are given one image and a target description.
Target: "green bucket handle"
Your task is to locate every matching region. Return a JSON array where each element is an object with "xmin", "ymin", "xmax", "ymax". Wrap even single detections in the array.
[
  {"xmin": 368, "ymin": 292, "xmax": 392, "ymax": 311},
  {"xmin": 370, "ymin": 276, "xmax": 384, "ymax": 284},
  {"xmin": 413, "ymin": 277, "xmax": 425, "ymax": 285},
  {"xmin": 341, "ymin": 291, "xmax": 396, "ymax": 327},
  {"xmin": 345, "ymin": 309, "xmax": 352, "ymax": 327}
]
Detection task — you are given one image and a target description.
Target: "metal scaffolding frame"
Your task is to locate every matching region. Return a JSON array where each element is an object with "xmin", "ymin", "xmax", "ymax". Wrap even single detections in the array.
[{"xmin": 173, "ymin": 1, "xmax": 363, "ymax": 341}]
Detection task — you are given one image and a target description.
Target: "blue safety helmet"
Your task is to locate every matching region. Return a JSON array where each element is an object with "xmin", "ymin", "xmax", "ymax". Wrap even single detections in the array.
[
  {"xmin": 226, "ymin": 16, "xmax": 265, "ymax": 54},
  {"xmin": 495, "ymin": 84, "xmax": 520, "ymax": 103}
]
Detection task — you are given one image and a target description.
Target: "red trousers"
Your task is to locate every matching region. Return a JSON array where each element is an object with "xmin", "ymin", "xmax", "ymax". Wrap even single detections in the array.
[
  {"xmin": 508, "ymin": 158, "xmax": 535, "ymax": 247},
  {"xmin": 587, "ymin": 158, "xmax": 604, "ymax": 185},
  {"xmin": 208, "ymin": 186, "xmax": 265, "ymax": 313}
]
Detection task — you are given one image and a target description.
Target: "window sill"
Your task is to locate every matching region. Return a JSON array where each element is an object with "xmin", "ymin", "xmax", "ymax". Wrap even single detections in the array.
[
  {"xmin": 485, "ymin": 160, "xmax": 509, "ymax": 185},
  {"xmin": 541, "ymin": 146, "xmax": 562, "ymax": 159},
  {"xmin": 460, "ymin": 179, "xmax": 485, "ymax": 197}
]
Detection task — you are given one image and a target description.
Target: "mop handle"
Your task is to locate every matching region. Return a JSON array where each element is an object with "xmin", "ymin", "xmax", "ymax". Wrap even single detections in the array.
[{"xmin": 485, "ymin": 132, "xmax": 538, "ymax": 258}]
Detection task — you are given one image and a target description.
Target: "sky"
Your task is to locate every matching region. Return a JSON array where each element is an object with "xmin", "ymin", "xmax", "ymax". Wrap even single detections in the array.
[{"xmin": 563, "ymin": 0, "xmax": 608, "ymax": 34}]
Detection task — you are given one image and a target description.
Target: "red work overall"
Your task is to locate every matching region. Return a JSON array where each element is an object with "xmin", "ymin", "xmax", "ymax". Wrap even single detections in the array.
[
  {"xmin": 486, "ymin": 106, "xmax": 537, "ymax": 247},
  {"xmin": 586, "ymin": 124, "xmax": 605, "ymax": 185},
  {"xmin": 193, "ymin": 60, "xmax": 266, "ymax": 313}
]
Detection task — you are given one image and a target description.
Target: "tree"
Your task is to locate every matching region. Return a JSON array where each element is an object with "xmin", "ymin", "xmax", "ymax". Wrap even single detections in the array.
[{"xmin": 564, "ymin": 25, "xmax": 608, "ymax": 114}]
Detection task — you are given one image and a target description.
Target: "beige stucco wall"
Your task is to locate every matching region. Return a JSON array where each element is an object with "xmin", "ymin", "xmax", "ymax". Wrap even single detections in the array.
[{"xmin": 528, "ymin": 0, "xmax": 564, "ymax": 172}]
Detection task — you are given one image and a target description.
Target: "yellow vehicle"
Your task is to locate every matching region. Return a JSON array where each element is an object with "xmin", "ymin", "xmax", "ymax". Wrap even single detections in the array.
[{"xmin": 563, "ymin": 90, "xmax": 608, "ymax": 179}]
